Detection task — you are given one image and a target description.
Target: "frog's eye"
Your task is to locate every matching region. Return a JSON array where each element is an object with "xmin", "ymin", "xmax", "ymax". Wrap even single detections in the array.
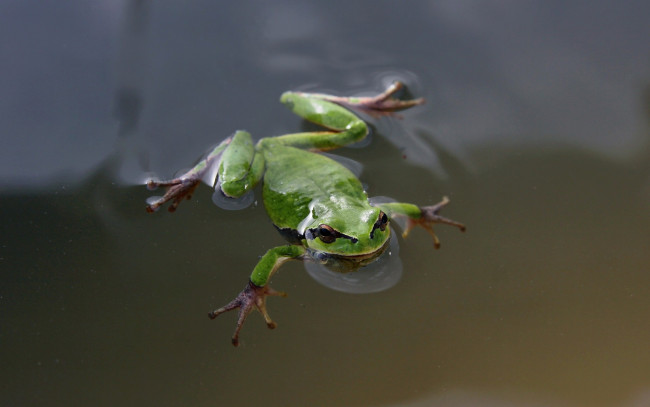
[
  {"xmin": 370, "ymin": 211, "xmax": 389, "ymax": 239},
  {"xmin": 317, "ymin": 224, "xmax": 337, "ymax": 243}
]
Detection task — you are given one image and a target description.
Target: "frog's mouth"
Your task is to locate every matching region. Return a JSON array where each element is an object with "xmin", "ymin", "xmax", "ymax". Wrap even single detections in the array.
[{"xmin": 305, "ymin": 236, "xmax": 391, "ymax": 273}]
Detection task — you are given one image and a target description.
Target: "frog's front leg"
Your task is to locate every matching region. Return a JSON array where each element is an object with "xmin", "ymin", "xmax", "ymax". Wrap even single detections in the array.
[
  {"xmin": 209, "ymin": 245, "xmax": 306, "ymax": 347},
  {"xmin": 376, "ymin": 197, "xmax": 466, "ymax": 249},
  {"xmin": 146, "ymin": 130, "xmax": 263, "ymax": 212}
]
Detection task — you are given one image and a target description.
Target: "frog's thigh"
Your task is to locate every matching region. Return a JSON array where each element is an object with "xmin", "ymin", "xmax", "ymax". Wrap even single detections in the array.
[
  {"xmin": 272, "ymin": 93, "xmax": 368, "ymax": 150},
  {"xmin": 219, "ymin": 131, "xmax": 264, "ymax": 197},
  {"xmin": 280, "ymin": 93, "xmax": 362, "ymax": 130}
]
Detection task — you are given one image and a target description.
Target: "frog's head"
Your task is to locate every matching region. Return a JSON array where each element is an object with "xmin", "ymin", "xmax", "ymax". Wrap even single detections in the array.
[{"xmin": 302, "ymin": 203, "xmax": 391, "ymax": 258}]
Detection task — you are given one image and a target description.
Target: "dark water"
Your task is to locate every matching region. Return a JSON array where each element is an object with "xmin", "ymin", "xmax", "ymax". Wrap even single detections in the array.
[{"xmin": 2, "ymin": 1, "xmax": 649, "ymax": 406}]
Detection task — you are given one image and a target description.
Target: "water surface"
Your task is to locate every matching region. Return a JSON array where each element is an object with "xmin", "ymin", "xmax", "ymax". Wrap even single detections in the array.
[{"xmin": 2, "ymin": 1, "xmax": 649, "ymax": 406}]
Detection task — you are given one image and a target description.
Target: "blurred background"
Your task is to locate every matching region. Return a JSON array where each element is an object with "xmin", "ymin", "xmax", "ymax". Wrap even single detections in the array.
[{"xmin": 1, "ymin": 1, "xmax": 649, "ymax": 406}]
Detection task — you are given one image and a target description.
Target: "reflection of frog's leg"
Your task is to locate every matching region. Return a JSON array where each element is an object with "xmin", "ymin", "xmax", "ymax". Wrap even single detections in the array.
[
  {"xmin": 375, "ymin": 197, "xmax": 466, "ymax": 249},
  {"xmin": 208, "ymin": 245, "xmax": 305, "ymax": 347},
  {"xmin": 267, "ymin": 81, "xmax": 424, "ymax": 151},
  {"xmin": 146, "ymin": 131, "xmax": 264, "ymax": 212}
]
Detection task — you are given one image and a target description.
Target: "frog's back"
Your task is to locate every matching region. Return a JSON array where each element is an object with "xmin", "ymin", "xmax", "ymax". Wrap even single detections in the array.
[{"xmin": 261, "ymin": 145, "xmax": 367, "ymax": 229}]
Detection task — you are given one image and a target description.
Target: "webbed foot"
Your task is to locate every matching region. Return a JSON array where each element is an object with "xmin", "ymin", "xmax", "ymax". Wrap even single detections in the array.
[
  {"xmin": 209, "ymin": 280, "xmax": 287, "ymax": 347},
  {"xmin": 145, "ymin": 177, "xmax": 200, "ymax": 213},
  {"xmin": 145, "ymin": 136, "xmax": 233, "ymax": 213},
  {"xmin": 323, "ymin": 81, "xmax": 425, "ymax": 118},
  {"xmin": 403, "ymin": 196, "xmax": 466, "ymax": 249}
]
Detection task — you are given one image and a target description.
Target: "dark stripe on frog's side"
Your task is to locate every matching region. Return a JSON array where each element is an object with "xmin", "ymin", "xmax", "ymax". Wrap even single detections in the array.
[
  {"xmin": 305, "ymin": 226, "xmax": 359, "ymax": 244},
  {"xmin": 273, "ymin": 225, "xmax": 305, "ymax": 245},
  {"xmin": 274, "ymin": 222, "xmax": 392, "ymax": 273},
  {"xmin": 273, "ymin": 224, "xmax": 360, "ymax": 245}
]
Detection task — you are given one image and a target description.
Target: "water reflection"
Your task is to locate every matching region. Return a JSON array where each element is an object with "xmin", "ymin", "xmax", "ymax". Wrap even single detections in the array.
[
  {"xmin": 305, "ymin": 235, "xmax": 402, "ymax": 294},
  {"xmin": 3, "ymin": 1, "xmax": 647, "ymax": 189},
  {"xmin": 112, "ymin": 0, "xmax": 152, "ymax": 186}
]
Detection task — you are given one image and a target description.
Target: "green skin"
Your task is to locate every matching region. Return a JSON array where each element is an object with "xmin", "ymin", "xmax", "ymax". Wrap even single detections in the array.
[{"xmin": 146, "ymin": 82, "xmax": 465, "ymax": 346}]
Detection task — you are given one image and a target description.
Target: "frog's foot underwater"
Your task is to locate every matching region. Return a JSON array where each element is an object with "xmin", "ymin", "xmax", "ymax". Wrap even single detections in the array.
[{"xmin": 208, "ymin": 281, "xmax": 287, "ymax": 347}]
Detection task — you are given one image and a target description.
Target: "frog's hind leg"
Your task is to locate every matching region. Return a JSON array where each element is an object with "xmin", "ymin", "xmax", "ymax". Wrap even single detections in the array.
[
  {"xmin": 309, "ymin": 81, "xmax": 426, "ymax": 118},
  {"xmin": 145, "ymin": 131, "xmax": 265, "ymax": 212},
  {"xmin": 287, "ymin": 81, "xmax": 425, "ymax": 118},
  {"xmin": 272, "ymin": 81, "xmax": 425, "ymax": 152},
  {"xmin": 271, "ymin": 94, "xmax": 369, "ymax": 151},
  {"xmin": 145, "ymin": 178, "xmax": 200, "ymax": 213},
  {"xmin": 217, "ymin": 131, "xmax": 265, "ymax": 199},
  {"xmin": 145, "ymin": 136, "xmax": 233, "ymax": 212}
]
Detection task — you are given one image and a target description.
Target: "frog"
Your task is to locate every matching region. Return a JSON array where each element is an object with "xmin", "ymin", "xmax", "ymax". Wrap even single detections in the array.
[{"xmin": 145, "ymin": 81, "xmax": 465, "ymax": 346}]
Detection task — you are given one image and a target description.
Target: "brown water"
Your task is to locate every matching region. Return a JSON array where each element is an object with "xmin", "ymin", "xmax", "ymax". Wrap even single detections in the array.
[{"xmin": 2, "ymin": 2, "xmax": 649, "ymax": 406}]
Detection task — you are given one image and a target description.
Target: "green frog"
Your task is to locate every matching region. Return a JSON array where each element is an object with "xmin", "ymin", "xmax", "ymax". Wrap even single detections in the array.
[{"xmin": 145, "ymin": 82, "xmax": 465, "ymax": 346}]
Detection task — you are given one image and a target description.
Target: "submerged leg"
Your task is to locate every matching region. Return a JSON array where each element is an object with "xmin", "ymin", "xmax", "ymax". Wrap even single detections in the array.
[
  {"xmin": 208, "ymin": 245, "xmax": 305, "ymax": 346},
  {"xmin": 375, "ymin": 196, "xmax": 465, "ymax": 249}
]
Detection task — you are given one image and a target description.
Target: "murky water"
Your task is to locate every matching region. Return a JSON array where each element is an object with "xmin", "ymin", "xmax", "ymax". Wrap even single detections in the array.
[{"xmin": 2, "ymin": 2, "xmax": 649, "ymax": 406}]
